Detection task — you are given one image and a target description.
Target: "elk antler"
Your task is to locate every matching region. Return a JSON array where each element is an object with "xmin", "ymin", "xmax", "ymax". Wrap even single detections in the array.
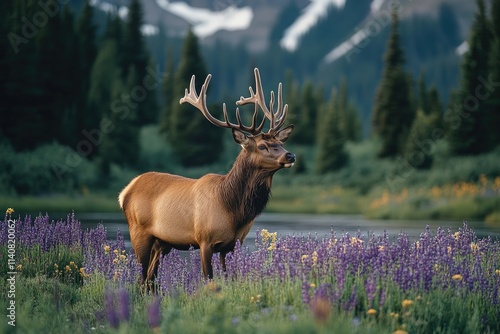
[
  {"xmin": 179, "ymin": 73, "xmax": 266, "ymax": 136},
  {"xmin": 237, "ymin": 68, "xmax": 289, "ymax": 135}
]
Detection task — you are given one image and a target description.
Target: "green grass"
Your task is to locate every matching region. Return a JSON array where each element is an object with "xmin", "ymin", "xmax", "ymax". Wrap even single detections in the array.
[{"xmin": 1, "ymin": 270, "xmax": 497, "ymax": 333}]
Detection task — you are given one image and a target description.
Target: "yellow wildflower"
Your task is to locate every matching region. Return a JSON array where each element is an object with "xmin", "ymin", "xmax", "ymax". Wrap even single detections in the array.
[
  {"xmin": 16, "ymin": 264, "xmax": 22, "ymax": 271},
  {"xmin": 311, "ymin": 251, "xmax": 318, "ymax": 265},
  {"xmin": 402, "ymin": 299, "xmax": 414, "ymax": 308},
  {"xmin": 65, "ymin": 265, "xmax": 71, "ymax": 272},
  {"xmin": 447, "ymin": 246, "xmax": 452, "ymax": 254},
  {"xmin": 390, "ymin": 312, "xmax": 399, "ymax": 319},
  {"xmin": 350, "ymin": 237, "xmax": 363, "ymax": 245},
  {"xmin": 366, "ymin": 309, "xmax": 377, "ymax": 315},
  {"xmin": 113, "ymin": 249, "xmax": 119, "ymax": 255},
  {"xmin": 495, "ymin": 269, "xmax": 500, "ymax": 276},
  {"xmin": 6, "ymin": 208, "xmax": 14, "ymax": 215},
  {"xmin": 267, "ymin": 243, "xmax": 276, "ymax": 251},
  {"xmin": 453, "ymin": 232, "xmax": 460, "ymax": 240},
  {"xmin": 327, "ymin": 238, "xmax": 337, "ymax": 249},
  {"xmin": 480, "ymin": 174, "xmax": 488, "ymax": 187},
  {"xmin": 120, "ymin": 254, "xmax": 127, "ymax": 260},
  {"xmin": 310, "ymin": 283, "xmax": 316, "ymax": 289},
  {"xmin": 104, "ymin": 245, "xmax": 110, "ymax": 254},
  {"xmin": 452, "ymin": 274, "xmax": 463, "ymax": 281},
  {"xmin": 470, "ymin": 243, "xmax": 479, "ymax": 253},
  {"xmin": 378, "ymin": 246, "xmax": 385, "ymax": 252},
  {"xmin": 301, "ymin": 254, "xmax": 309, "ymax": 264}
]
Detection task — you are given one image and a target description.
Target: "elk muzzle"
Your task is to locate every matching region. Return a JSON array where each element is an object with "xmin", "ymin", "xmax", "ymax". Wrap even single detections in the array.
[{"xmin": 281, "ymin": 152, "xmax": 296, "ymax": 168}]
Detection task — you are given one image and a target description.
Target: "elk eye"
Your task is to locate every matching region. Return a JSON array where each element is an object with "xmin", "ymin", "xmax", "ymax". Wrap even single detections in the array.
[{"xmin": 258, "ymin": 145, "xmax": 267, "ymax": 150}]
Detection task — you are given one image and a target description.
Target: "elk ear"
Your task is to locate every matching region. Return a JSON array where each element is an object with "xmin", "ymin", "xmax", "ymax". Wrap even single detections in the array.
[
  {"xmin": 232, "ymin": 129, "xmax": 250, "ymax": 147},
  {"xmin": 275, "ymin": 125, "xmax": 294, "ymax": 142}
]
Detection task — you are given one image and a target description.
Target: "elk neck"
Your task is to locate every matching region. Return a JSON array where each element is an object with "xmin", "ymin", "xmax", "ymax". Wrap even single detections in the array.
[{"xmin": 220, "ymin": 150, "xmax": 275, "ymax": 228}]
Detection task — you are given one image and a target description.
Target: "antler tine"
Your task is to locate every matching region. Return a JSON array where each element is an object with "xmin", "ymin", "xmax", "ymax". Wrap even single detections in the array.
[
  {"xmin": 180, "ymin": 73, "xmax": 266, "ymax": 135},
  {"xmin": 236, "ymin": 68, "xmax": 289, "ymax": 134},
  {"xmin": 271, "ymin": 82, "xmax": 289, "ymax": 132},
  {"xmin": 180, "ymin": 74, "xmax": 227, "ymax": 128}
]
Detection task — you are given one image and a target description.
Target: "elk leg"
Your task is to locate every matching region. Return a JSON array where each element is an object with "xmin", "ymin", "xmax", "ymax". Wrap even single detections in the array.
[
  {"xmin": 130, "ymin": 232, "xmax": 155, "ymax": 284},
  {"xmin": 200, "ymin": 244, "xmax": 214, "ymax": 280},
  {"xmin": 220, "ymin": 252, "xmax": 227, "ymax": 272},
  {"xmin": 146, "ymin": 239, "xmax": 172, "ymax": 282}
]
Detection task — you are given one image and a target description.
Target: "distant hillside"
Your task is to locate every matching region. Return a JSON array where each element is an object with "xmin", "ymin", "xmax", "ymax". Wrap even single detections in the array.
[{"xmin": 74, "ymin": 0, "xmax": 481, "ymax": 135}]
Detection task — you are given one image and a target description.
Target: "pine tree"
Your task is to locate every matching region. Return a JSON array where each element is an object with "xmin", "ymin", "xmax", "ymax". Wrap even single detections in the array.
[
  {"xmin": 121, "ymin": 0, "xmax": 158, "ymax": 125},
  {"xmin": 316, "ymin": 89, "xmax": 348, "ymax": 174},
  {"xmin": 487, "ymin": 0, "xmax": 500, "ymax": 148},
  {"xmin": 372, "ymin": 11, "xmax": 415, "ymax": 158},
  {"xmin": 404, "ymin": 110, "xmax": 435, "ymax": 169},
  {"xmin": 448, "ymin": 0, "xmax": 493, "ymax": 155},
  {"xmin": 338, "ymin": 79, "xmax": 361, "ymax": 142},
  {"xmin": 99, "ymin": 68, "xmax": 140, "ymax": 175},
  {"xmin": 75, "ymin": 0, "xmax": 97, "ymax": 144},
  {"xmin": 417, "ymin": 70, "xmax": 429, "ymax": 113},
  {"xmin": 292, "ymin": 81, "xmax": 318, "ymax": 145},
  {"xmin": 87, "ymin": 40, "xmax": 122, "ymax": 158},
  {"xmin": 159, "ymin": 46, "xmax": 175, "ymax": 135},
  {"xmin": 168, "ymin": 28, "xmax": 223, "ymax": 167},
  {"xmin": 283, "ymin": 71, "xmax": 301, "ymax": 142}
]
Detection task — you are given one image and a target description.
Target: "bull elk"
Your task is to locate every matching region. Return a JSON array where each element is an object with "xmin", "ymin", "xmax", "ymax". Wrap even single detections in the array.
[{"xmin": 119, "ymin": 68, "xmax": 295, "ymax": 282}]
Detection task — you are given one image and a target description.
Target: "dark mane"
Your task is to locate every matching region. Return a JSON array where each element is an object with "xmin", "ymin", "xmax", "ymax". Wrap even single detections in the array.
[{"xmin": 220, "ymin": 152, "xmax": 274, "ymax": 228}]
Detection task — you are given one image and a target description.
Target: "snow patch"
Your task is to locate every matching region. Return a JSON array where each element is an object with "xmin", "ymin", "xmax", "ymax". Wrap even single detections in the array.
[
  {"xmin": 280, "ymin": 0, "xmax": 346, "ymax": 52},
  {"xmin": 155, "ymin": 0, "xmax": 253, "ymax": 38}
]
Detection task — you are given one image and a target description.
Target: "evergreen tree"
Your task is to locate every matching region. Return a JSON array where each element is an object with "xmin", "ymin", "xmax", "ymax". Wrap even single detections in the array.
[
  {"xmin": 159, "ymin": 46, "xmax": 175, "ymax": 134},
  {"xmin": 316, "ymin": 89, "xmax": 348, "ymax": 173},
  {"xmin": 121, "ymin": 0, "xmax": 158, "ymax": 125},
  {"xmin": 486, "ymin": 0, "xmax": 500, "ymax": 148},
  {"xmin": 35, "ymin": 3, "xmax": 69, "ymax": 145},
  {"xmin": 168, "ymin": 28, "xmax": 223, "ymax": 167},
  {"xmin": 99, "ymin": 68, "xmax": 140, "ymax": 175},
  {"xmin": 404, "ymin": 110, "xmax": 435, "ymax": 169},
  {"xmin": 372, "ymin": 12, "xmax": 415, "ymax": 158},
  {"xmin": 338, "ymin": 79, "xmax": 361, "ymax": 142},
  {"xmin": 417, "ymin": 70, "xmax": 429, "ymax": 113},
  {"xmin": 1, "ymin": 0, "xmax": 42, "ymax": 150},
  {"xmin": 75, "ymin": 0, "xmax": 97, "ymax": 145},
  {"xmin": 87, "ymin": 40, "xmax": 122, "ymax": 158},
  {"xmin": 283, "ymin": 70, "xmax": 301, "ymax": 139},
  {"xmin": 448, "ymin": 0, "xmax": 492, "ymax": 155},
  {"xmin": 292, "ymin": 81, "xmax": 318, "ymax": 145}
]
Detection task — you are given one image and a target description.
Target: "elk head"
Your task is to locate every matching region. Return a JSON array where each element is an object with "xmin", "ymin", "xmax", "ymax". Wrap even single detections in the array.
[{"xmin": 179, "ymin": 68, "xmax": 296, "ymax": 171}]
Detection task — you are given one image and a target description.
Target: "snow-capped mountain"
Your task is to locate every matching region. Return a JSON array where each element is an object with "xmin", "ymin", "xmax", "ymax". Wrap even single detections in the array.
[{"xmin": 90, "ymin": 0, "xmax": 475, "ymax": 57}]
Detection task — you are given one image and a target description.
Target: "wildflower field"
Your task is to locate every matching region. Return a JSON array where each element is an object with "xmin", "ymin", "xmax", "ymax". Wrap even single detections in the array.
[{"xmin": 1, "ymin": 212, "xmax": 499, "ymax": 333}]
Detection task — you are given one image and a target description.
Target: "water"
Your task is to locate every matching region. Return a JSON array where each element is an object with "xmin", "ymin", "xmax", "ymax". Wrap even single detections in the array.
[{"xmin": 73, "ymin": 212, "xmax": 500, "ymax": 250}]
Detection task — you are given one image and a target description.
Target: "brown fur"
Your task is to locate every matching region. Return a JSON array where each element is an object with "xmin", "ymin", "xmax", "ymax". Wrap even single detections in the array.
[{"xmin": 119, "ymin": 128, "xmax": 294, "ymax": 282}]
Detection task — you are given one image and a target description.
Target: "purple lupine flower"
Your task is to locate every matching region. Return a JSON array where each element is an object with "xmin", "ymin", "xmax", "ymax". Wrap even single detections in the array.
[
  {"xmin": 301, "ymin": 280, "xmax": 311, "ymax": 304},
  {"xmin": 147, "ymin": 297, "xmax": 161, "ymax": 328},
  {"xmin": 117, "ymin": 289, "xmax": 130, "ymax": 322},
  {"xmin": 104, "ymin": 291, "xmax": 119, "ymax": 328}
]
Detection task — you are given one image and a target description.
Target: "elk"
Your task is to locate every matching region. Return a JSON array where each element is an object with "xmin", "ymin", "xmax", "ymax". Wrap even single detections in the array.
[{"xmin": 119, "ymin": 68, "xmax": 295, "ymax": 282}]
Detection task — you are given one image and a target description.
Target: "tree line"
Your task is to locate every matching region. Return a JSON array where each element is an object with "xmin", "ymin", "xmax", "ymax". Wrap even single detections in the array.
[
  {"xmin": 1, "ymin": 0, "xmax": 499, "ymax": 197},
  {"xmin": 371, "ymin": 0, "xmax": 500, "ymax": 172}
]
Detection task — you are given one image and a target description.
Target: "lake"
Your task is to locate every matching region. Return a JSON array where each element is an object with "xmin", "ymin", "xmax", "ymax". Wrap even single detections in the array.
[{"xmin": 73, "ymin": 212, "xmax": 500, "ymax": 250}]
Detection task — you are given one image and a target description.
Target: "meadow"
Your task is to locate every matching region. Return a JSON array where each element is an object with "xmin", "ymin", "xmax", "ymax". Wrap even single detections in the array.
[{"xmin": 1, "ymin": 211, "xmax": 499, "ymax": 333}]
